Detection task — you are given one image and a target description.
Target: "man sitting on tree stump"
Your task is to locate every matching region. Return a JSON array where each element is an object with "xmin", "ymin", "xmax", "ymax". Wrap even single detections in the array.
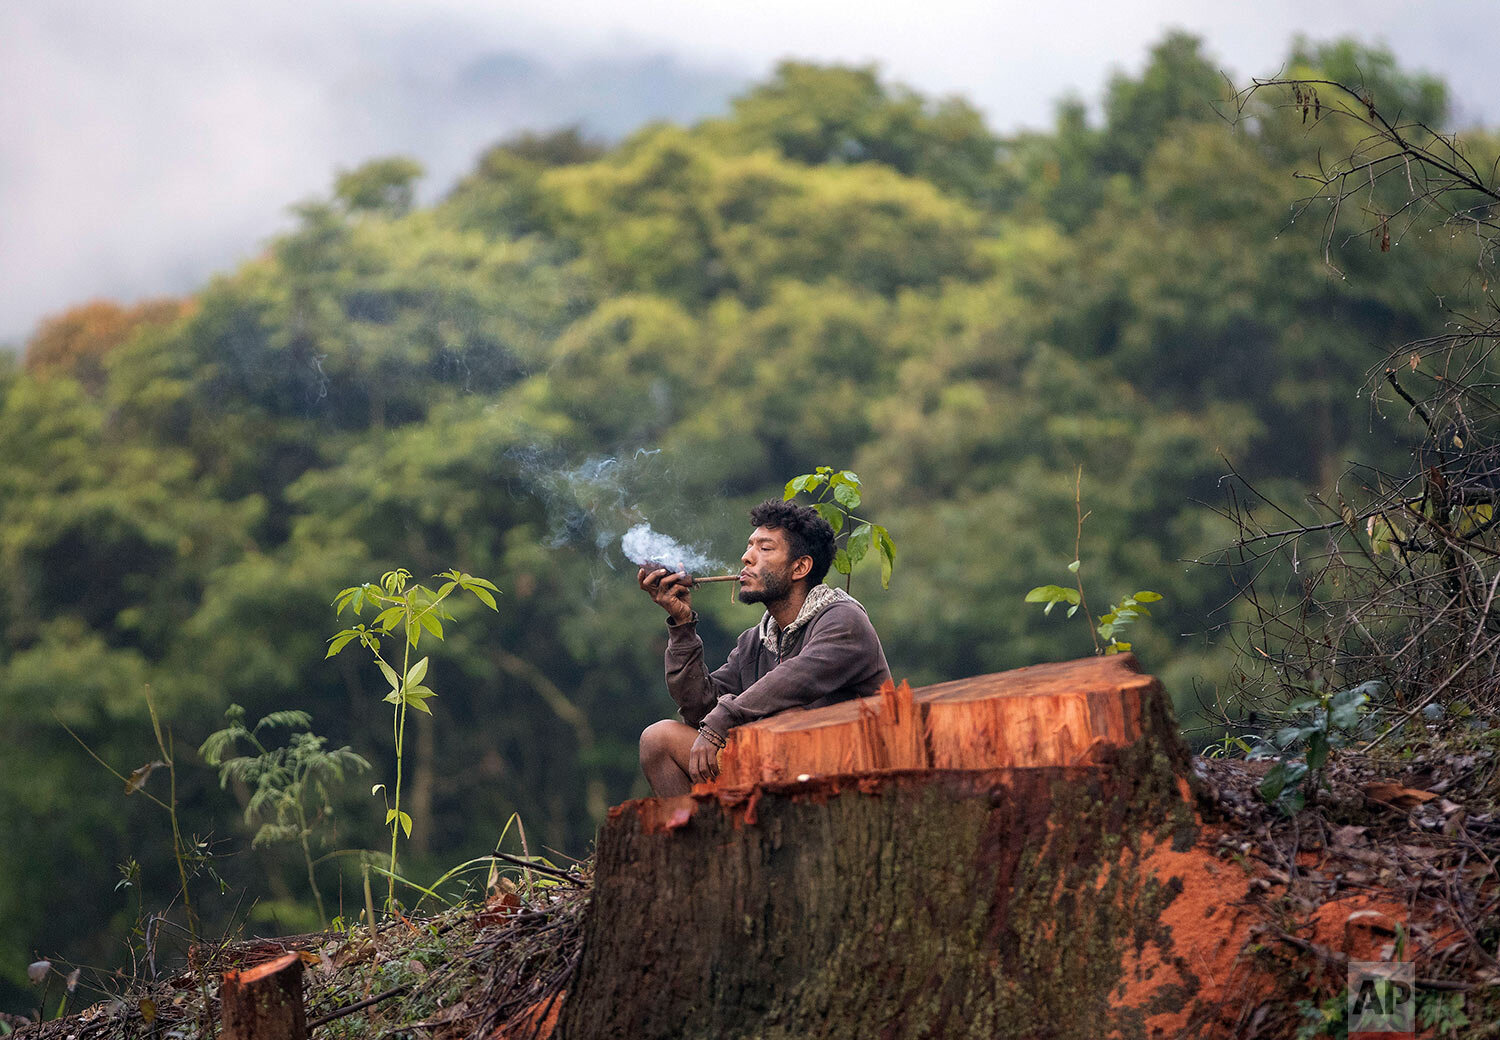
[{"xmin": 637, "ymin": 500, "xmax": 892, "ymax": 796}]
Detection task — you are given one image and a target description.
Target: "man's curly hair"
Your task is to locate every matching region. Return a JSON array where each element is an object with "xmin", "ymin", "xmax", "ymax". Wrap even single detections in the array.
[{"xmin": 749, "ymin": 499, "xmax": 836, "ymax": 586}]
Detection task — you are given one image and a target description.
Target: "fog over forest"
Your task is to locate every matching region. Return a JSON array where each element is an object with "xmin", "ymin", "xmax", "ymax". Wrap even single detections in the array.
[{"xmin": 6, "ymin": 0, "xmax": 1499, "ymax": 344}]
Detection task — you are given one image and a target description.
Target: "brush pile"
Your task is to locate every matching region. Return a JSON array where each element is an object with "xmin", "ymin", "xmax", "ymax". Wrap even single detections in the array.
[{"xmin": 9, "ymin": 860, "xmax": 591, "ymax": 1040}]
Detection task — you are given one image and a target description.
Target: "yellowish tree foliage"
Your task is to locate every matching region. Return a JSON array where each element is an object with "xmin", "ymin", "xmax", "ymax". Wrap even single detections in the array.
[{"xmin": 25, "ymin": 298, "xmax": 193, "ymax": 392}]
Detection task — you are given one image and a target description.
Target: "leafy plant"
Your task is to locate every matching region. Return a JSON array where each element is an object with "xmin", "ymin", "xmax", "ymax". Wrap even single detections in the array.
[
  {"xmin": 56, "ymin": 687, "xmax": 217, "ymax": 939},
  {"xmin": 199, "ymin": 705, "xmax": 370, "ymax": 926},
  {"xmin": 1418, "ymin": 990, "xmax": 1471, "ymax": 1035},
  {"xmin": 783, "ymin": 467, "xmax": 896, "ymax": 591},
  {"xmin": 1255, "ymin": 680, "xmax": 1379, "ymax": 814},
  {"xmin": 1027, "ymin": 579, "xmax": 1163, "ymax": 655},
  {"xmin": 1295, "ymin": 992, "xmax": 1349, "ymax": 1040},
  {"xmin": 1201, "ymin": 732, "xmax": 1256, "ymax": 759},
  {"xmin": 1024, "ymin": 470, "xmax": 1161, "ymax": 654},
  {"xmin": 326, "ymin": 568, "xmax": 499, "ymax": 907}
]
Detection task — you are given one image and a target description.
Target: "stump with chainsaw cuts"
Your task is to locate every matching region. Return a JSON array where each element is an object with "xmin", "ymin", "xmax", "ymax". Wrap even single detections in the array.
[{"xmin": 560, "ymin": 655, "xmax": 1210, "ymax": 1040}]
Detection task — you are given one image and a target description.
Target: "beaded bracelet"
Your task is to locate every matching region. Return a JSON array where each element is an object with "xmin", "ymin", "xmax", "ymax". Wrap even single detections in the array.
[{"xmin": 697, "ymin": 724, "xmax": 726, "ymax": 749}]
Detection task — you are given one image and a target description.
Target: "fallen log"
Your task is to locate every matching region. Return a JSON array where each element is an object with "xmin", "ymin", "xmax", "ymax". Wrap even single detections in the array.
[{"xmin": 559, "ymin": 655, "xmax": 1207, "ymax": 1039}]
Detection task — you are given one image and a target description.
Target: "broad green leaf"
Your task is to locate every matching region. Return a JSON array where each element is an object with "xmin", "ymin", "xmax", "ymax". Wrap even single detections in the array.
[
  {"xmin": 838, "ymin": 470, "xmax": 860, "ymax": 487},
  {"xmin": 812, "ymin": 502, "xmax": 844, "ymax": 534},
  {"xmin": 437, "ymin": 581, "xmax": 457, "ymax": 598},
  {"xmin": 1025, "ymin": 585, "xmax": 1075, "ymax": 604},
  {"xmin": 833, "ymin": 548, "xmax": 851, "ymax": 574},
  {"xmin": 463, "ymin": 576, "xmax": 499, "ymax": 592},
  {"xmin": 1259, "ymin": 761, "xmax": 1289, "ymax": 802},
  {"xmin": 1133, "ymin": 591, "xmax": 1163, "ymax": 602},
  {"xmin": 875, "ymin": 527, "xmax": 895, "ymax": 589},
  {"xmin": 1260, "ymin": 760, "xmax": 1308, "ymax": 806},
  {"xmin": 1329, "ymin": 690, "xmax": 1369, "ymax": 732},
  {"xmin": 470, "ymin": 586, "xmax": 497, "ymax": 610},
  {"xmin": 326, "ymin": 631, "xmax": 359, "ymax": 658},
  {"xmin": 399, "ymin": 812, "xmax": 413, "ymax": 838},
  {"xmin": 1306, "ymin": 731, "xmax": 1330, "ymax": 770},
  {"xmin": 374, "ymin": 606, "xmax": 404, "ymax": 633},
  {"xmin": 832, "ymin": 482, "xmax": 861, "ymax": 510},
  {"xmin": 406, "ymin": 656, "xmax": 429, "ymax": 686},
  {"xmin": 846, "ymin": 524, "xmax": 872, "ymax": 565},
  {"xmin": 418, "ymin": 610, "xmax": 443, "ymax": 640},
  {"xmin": 377, "ymin": 659, "xmax": 401, "ymax": 691}
]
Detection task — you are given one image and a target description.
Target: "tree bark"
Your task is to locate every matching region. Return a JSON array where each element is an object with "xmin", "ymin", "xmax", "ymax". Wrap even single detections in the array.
[
  {"xmin": 221, "ymin": 952, "xmax": 307, "ymax": 1040},
  {"xmin": 558, "ymin": 656, "xmax": 1204, "ymax": 1040}
]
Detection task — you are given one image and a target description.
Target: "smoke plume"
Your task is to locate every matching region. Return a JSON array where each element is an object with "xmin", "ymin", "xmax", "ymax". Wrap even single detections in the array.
[
  {"xmin": 620, "ymin": 523, "xmax": 720, "ymax": 573},
  {"xmin": 507, "ymin": 444, "xmax": 725, "ymax": 573}
]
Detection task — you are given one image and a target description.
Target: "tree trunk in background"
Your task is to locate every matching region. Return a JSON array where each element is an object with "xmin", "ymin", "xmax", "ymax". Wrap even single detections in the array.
[
  {"xmin": 558, "ymin": 657, "xmax": 1208, "ymax": 1040},
  {"xmin": 410, "ymin": 712, "xmax": 434, "ymax": 857}
]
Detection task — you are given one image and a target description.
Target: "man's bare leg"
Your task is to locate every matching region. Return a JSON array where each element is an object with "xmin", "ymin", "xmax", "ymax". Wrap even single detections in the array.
[{"xmin": 639, "ymin": 720, "xmax": 700, "ymax": 797}]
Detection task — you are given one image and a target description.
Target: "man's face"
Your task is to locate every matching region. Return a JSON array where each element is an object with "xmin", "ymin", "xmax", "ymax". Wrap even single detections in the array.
[{"xmin": 738, "ymin": 525, "xmax": 801, "ymax": 604}]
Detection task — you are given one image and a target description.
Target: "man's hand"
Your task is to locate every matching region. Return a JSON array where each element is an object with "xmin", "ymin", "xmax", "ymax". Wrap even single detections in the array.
[
  {"xmin": 688, "ymin": 731, "xmax": 721, "ymax": 784},
  {"xmin": 638, "ymin": 564, "xmax": 694, "ymax": 624}
]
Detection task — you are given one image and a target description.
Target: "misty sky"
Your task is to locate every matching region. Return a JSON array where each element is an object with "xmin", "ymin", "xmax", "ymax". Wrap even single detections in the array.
[{"xmin": 4, "ymin": 0, "xmax": 1498, "ymax": 347}]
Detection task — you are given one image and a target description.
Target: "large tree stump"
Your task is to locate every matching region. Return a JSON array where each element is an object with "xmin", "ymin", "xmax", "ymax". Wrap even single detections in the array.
[
  {"xmin": 220, "ymin": 952, "xmax": 307, "ymax": 1040},
  {"xmin": 559, "ymin": 655, "xmax": 1207, "ymax": 1040},
  {"xmin": 716, "ymin": 654, "xmax": 1175, "ymax": 784}
]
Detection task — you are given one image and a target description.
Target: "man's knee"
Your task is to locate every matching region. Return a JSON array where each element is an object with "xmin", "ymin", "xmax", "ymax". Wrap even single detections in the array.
[{"xmin": 639, "ymin": 719, "xmax": 680, "ymax": 765}]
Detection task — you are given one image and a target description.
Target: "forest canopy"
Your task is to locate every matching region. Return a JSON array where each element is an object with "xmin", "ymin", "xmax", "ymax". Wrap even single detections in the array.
[{"xmin": 1, "ymin": 32, "xmax": 1484, "ymax": 1012}]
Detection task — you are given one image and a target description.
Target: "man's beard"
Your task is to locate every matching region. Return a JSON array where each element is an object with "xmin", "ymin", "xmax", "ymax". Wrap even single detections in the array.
[{"xmin": 738, "ymin": 567, "xmax": 793, "ymax": 605}]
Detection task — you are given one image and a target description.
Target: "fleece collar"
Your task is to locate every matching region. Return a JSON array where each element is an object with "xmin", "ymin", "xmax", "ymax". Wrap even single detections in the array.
[{"xmin": 758, "ymin": 584, "xmax": 855, "ymax": 657}]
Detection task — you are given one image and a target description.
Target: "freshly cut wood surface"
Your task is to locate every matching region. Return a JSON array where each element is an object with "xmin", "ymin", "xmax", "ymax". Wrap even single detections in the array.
[
  {"xmin": 220, "ymin": 952, "xmax": 307, "ymax": 1040},
  {"xmin": 713, "ymin": 654, "xmax": 1168, "ymax": 788}
]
